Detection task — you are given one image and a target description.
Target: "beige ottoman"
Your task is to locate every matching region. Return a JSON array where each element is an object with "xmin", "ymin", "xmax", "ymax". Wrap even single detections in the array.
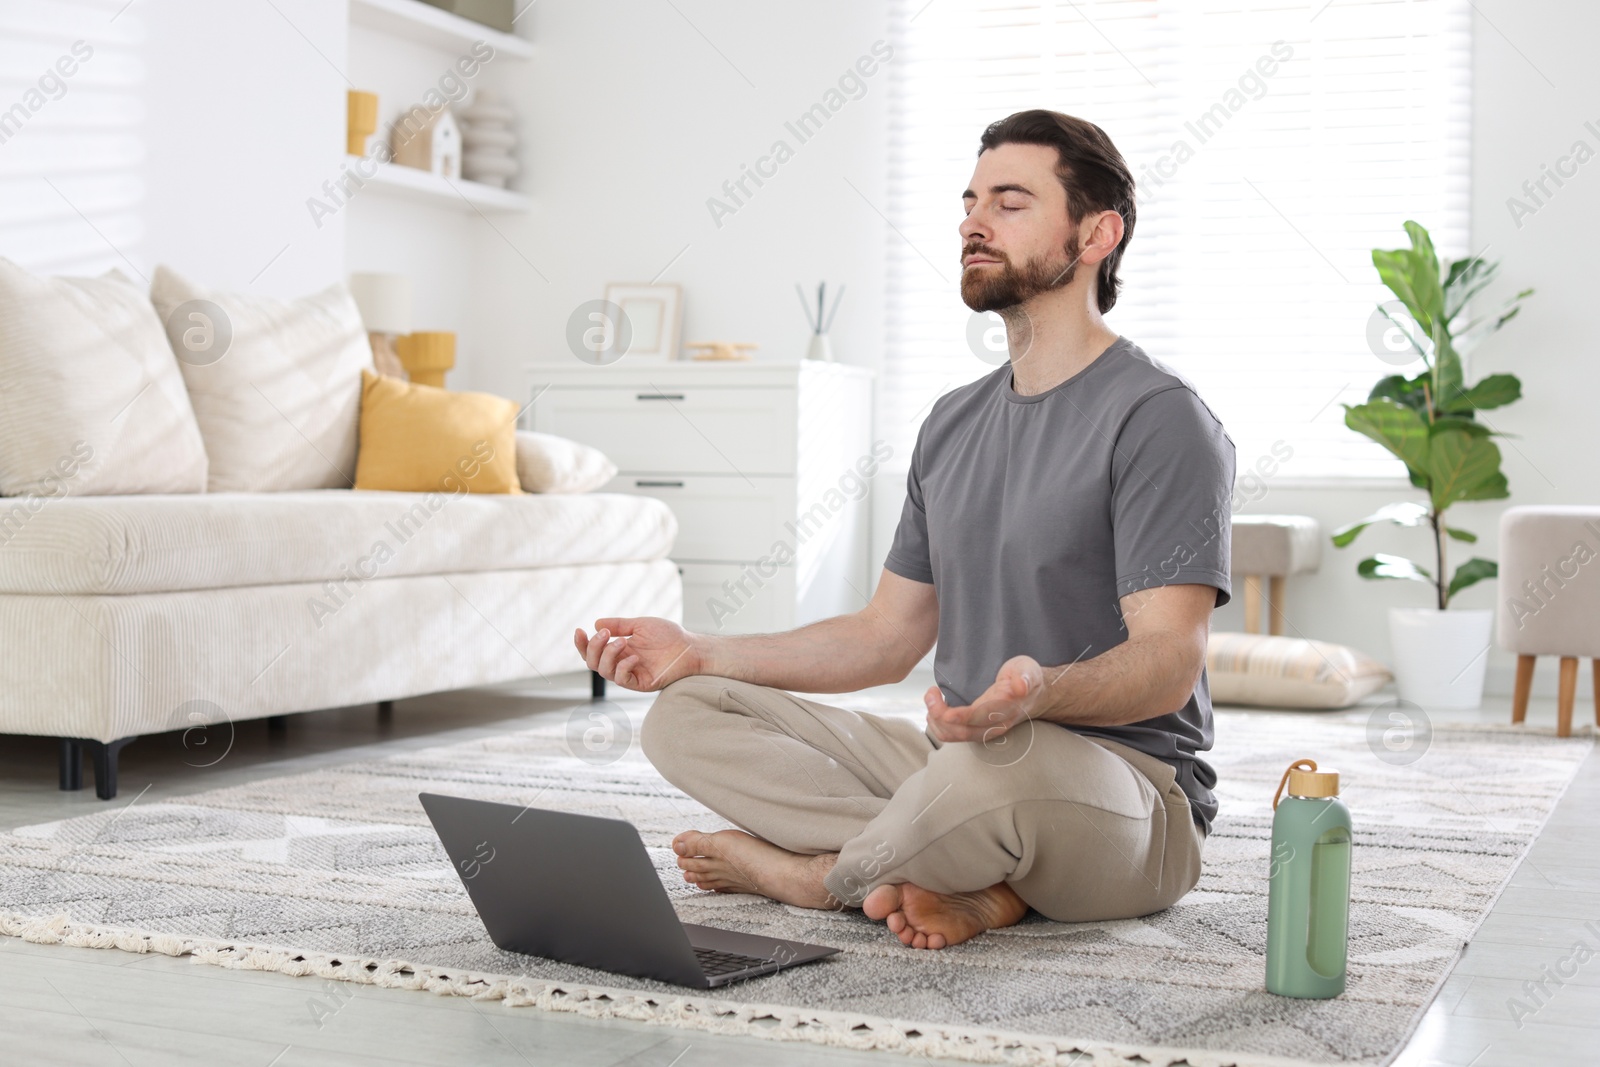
[
  {"xmin": 1497, "ymin": 505, "xmax": 1600, "ymax": 737},
  {"xmin": 1231, "ymin": 515, "xmax": 1322, "ymax": 635}
]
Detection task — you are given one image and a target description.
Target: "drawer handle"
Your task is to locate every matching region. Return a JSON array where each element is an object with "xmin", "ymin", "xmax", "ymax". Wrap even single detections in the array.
[
  {"xmin": 635, "ymin": 479, "xmax": 685, "ymax": 488},
  {"xmin": 635, "ymin": 392, "xmax": 685, "ymax": 401}
]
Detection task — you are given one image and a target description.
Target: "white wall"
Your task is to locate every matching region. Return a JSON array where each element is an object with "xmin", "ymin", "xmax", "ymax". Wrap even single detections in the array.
[
  {"xmin": 460, "ymin": 0, "xmax": 891, "ymax": 408},
  {"xmin": 0, "ymin": 0, "xmax": 143, "ymax": 277},
  {"xmin": 139, "ymin": 0, "xmax": 346, "ymax": 295},
  {"xmin": 0, "ymin": 0, "xmax": 345, "ymax": 295},
  {"xmin": 1453, "ymin": 0, "xmax": 1600, "ymax": 695}
]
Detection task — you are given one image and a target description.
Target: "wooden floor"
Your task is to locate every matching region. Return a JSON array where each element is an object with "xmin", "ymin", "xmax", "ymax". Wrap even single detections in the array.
[{"xmin": 0, "ymin": 672, "xmax": 1593, "ymax": 1067}]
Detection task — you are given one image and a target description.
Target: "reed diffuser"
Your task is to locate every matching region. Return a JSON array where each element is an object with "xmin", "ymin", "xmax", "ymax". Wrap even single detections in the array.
[{"xmin": 796, "ymin": 280, "xmax": 845, "ymax": 362}]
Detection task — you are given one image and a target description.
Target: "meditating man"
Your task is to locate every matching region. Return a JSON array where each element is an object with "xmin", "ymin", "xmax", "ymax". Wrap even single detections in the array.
[{"xmin": 575, "ymin": 109, "xmax": 1234, "ymax": 949}]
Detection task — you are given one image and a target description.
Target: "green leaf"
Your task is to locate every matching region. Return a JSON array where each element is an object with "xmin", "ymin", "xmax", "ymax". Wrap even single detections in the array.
[
  {"xmin": 1448, "ymin": 557, "xmax": 1498, "ymax": 598},
  {"xmin": 1440, "ymin": 373, "xmax": 1521, "ymax": 414},
  {"xmin": 1443, "ymin": 252, "xmax": 1489, "ymax": 293},
  {"xmin": 1404, "ymin": 220, "xmax": 1441, "ymax": 277},
  {"xmin": 1445, "ymin": 526, "xmax": 1478, "ymax": 543},
  {"xmin": 1444, "ymin": 255, "xmax": 1498, "ymax": 321},
  {"xmin": 1331, "ymin": 502, "xmax": 1431, "ymax": 548},
  {"xmin": 1426, "ymin": 430, "xmax": 1509, "ymax": 513},
  {"xmin": 1405, "ymin": 220, "xmax": 1445, "ymax": 325},
  {"xmin": 1372, "ymin": 248, "xmax": 1435, "ymax": 341},
  {"xmin": 1429, "ymin": 415, "xmax": 1492, "ymax": 439},
  {"xmin": 1357, "ymin": 553, "xmax": 1434, "ymax": 583},
  {"xmin": 1344, "ymin": 399, "xmax": 1431, "ymax": 476},
  {"xmin": 1431, "ymin": 332, "xmax": 1465, "ymax": 413},
  {"xmin": 1372, "ymin": 249, "xmax": 1418, "ymax": 304},
  {"xmin": 1369, "ymin": 373, "xmax": 1431, "ymax": 412}
]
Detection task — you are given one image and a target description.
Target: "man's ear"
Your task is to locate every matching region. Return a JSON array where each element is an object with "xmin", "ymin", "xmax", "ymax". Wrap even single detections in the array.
[{"xmin": 1081, "ymin": 210, "xmax": 1123, "ymax": 266}]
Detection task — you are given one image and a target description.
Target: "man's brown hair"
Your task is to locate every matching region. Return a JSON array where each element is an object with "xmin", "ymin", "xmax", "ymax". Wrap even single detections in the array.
[{"xmin": 977, "ymin": 110, "xmax": 1136, "ymax": 314}]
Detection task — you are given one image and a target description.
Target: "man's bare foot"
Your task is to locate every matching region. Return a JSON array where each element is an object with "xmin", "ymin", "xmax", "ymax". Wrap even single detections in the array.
[
  {"xmin": 861, "ymin": 881, "xmax": 1028, "ymax": 949},
  {"xmin": 672, "ymin": 829, "xmax": 839, "ymax": 910}
]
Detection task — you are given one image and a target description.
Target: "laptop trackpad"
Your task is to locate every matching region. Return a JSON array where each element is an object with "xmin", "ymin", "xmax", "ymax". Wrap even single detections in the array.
[{"xmin": 682, "ymin": 922, "xmax": 841, "ymax": 965}]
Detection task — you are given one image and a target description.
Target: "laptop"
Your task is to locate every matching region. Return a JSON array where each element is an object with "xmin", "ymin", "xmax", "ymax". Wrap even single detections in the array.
[{"xmin": 420, "ymin": 793, "xmax": 841, "ymax": 988}]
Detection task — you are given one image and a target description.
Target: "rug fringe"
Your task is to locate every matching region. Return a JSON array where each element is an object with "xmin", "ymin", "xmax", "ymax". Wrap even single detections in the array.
[{"xmin": 0, "ymin": 909, "xmax": 1346, "ymax": 1067}]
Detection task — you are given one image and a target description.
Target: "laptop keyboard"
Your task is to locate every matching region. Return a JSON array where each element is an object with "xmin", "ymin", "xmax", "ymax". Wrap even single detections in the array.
[{"xmin": 694, "ymin": 946, "xmax": 774, "ymax": 977}]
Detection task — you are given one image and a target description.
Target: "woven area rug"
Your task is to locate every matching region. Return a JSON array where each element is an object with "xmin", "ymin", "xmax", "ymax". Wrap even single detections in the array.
[{"xmin": 0, "ymin": 702, "xmax": 1590, "ymax": 1067}]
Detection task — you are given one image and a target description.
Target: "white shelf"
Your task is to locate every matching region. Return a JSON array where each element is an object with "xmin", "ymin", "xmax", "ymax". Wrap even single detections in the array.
[
  {"xmin": 350, "ymin": 0, "xmax": 533, "ymax": 60},
  {"xmin": 354, "ymin": 158, "xmax": 530, "ymax": 213}
]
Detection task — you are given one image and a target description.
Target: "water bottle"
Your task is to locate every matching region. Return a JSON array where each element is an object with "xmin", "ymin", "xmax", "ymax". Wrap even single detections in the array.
[{"xmin": 1265, "ymin": 758, "xmax": 1352, "ymax": 998}]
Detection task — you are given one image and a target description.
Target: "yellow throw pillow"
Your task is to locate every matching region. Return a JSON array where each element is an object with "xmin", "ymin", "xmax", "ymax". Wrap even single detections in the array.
[{"xmin": 354, "ymin": 370, "xmax": 523, "ymax": 494}]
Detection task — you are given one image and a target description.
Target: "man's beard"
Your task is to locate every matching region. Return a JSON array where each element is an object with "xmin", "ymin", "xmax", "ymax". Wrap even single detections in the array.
[{"xmin": 960, "ymin": 234, "xmax": 1083, "ymax": 313}]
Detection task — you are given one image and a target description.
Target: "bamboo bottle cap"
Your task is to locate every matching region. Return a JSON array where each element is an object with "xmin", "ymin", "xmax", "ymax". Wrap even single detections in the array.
[{"xmin": 1273, "ymin": 758, "xmax": 1340, "ymax": 808}]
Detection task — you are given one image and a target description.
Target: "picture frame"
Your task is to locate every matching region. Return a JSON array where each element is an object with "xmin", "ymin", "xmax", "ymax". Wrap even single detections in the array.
[{"xmin": 603, "ymin": 282, "xmax": 683, "ymax": 362}]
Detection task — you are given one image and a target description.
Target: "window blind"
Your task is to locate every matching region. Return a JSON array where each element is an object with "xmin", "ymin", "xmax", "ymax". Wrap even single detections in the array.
[
  {"xmin": 882, "ymin": 0, "xmax": 1470, "ymax": 480},
  {"xmin": 0, "ymin": 1, "xmax": 145, "ymax": 279}
]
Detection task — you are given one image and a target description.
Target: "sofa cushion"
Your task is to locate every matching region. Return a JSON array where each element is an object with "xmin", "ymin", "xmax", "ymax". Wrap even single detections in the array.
[
  {"xmin": 150, "ymin": 265, "xmax": 372, "ymax": 493},
  {"xmin": 515, "ymin": 431, "xmax": 617, "ymax": 493},
  {"xmin": 0, "ymin": 259, "xmax": 209, "ymax": 496},
  {"xmin": 0, "ymin": 490, "xmax": 677, "ymax": 595},
  {"xmin": 354, "ymin": 370, "xmax": 523, "ymax": 494}
]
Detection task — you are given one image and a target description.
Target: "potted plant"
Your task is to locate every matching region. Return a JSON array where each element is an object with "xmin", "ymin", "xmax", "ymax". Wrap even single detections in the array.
[{"xmin": 1332, "ymin": 220, "xmax": 1533, "ymax": 708}]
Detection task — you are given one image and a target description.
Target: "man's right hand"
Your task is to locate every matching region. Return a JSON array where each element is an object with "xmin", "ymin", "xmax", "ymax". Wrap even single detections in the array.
[{"xmin": 574, "ymin": 617, "xmax": 705, "ymax": 693}]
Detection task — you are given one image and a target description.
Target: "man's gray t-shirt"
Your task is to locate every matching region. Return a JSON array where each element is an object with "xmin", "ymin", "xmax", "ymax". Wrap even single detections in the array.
[{"xmin": 884, "ymin": 335, "xmax": 1235, "ymax": 832}]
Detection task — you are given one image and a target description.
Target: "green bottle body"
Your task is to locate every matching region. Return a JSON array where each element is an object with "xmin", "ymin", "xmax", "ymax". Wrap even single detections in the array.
[{"xmin": 1265, "ymin": 795, "xmax": 1352, "ymax": 998}]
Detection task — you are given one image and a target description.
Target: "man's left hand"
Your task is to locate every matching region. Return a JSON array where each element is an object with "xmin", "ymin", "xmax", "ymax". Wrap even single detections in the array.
[{"xmin": 924, "ymin": 655, "xmax": 1047, "ymax": 743}]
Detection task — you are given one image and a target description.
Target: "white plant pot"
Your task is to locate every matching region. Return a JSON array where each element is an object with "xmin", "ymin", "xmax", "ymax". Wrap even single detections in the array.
[{"xmin": 1387, "ymin": 607, "xmax": 1494, "ymax": 709}]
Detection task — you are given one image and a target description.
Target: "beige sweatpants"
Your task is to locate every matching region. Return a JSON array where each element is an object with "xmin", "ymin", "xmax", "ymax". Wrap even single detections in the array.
[{"xmin": 640, "ymin": 674, "xmax": 1208, "ymax": 922}]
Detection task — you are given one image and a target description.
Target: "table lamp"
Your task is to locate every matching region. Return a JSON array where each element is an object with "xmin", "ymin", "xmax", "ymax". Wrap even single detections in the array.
[
  {"xmin": 348, "ymin": 272, "xmax": 411, "ymax": 379},
  {"xmin": 396, "ymin": 331, "xmax": 456, "ymax": 388}
]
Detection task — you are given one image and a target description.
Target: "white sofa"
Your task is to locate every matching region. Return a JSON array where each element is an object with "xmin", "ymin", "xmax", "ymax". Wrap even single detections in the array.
[
  {"xmin": 0, "ymin": 487, "xmax": 681, "ymax": 798},
  {"xmin": 0, "ymin": 258, "xmax": 683, "ymax": 798}
]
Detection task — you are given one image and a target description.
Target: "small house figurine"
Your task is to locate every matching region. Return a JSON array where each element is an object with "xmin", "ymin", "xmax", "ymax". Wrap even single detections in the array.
[{"xmin": 390, "ymin": 106, "xmax": 461, "ymax": 179}]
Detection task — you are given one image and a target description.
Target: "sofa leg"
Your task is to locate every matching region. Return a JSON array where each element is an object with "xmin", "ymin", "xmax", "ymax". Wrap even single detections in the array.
[
  {"xmin": 83, "ymin": 737, "xmax": 134, "ymax": 801},
  {"xmin": 266, "ymin": 715, "xmax": 288, "ymax": 735},
  {"xmin": 377, "ymin": 700, "xmax": 394, "ymax": 723},
  {"xmin": 58, "ymin": 739, "xmax": 83, "ymax": 791},
  {"xmin": 591, "ymin": 670, "xmax": 606, "ymax": 699}
]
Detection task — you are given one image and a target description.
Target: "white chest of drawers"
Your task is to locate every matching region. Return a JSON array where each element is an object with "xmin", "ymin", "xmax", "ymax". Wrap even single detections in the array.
[{"xmin": 528, "ymin": 360, "xmax": 878, "ymax": 636}]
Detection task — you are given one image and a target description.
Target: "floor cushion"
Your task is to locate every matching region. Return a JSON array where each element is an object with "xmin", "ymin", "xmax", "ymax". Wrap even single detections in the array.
[{"xmin": 1207, "ymin": 631, "xmax": 1392, "ymax": 709}]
